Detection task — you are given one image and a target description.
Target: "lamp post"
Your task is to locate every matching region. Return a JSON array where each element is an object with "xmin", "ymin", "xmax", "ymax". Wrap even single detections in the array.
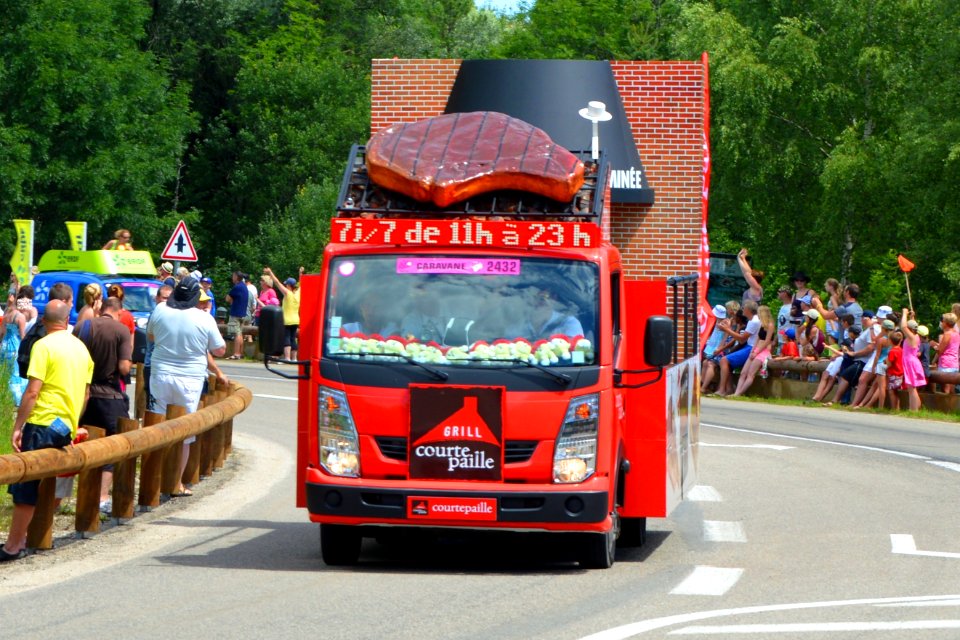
[{"xmin": 578, "ymin": 100, "xmax": 612, "ymax": 161}]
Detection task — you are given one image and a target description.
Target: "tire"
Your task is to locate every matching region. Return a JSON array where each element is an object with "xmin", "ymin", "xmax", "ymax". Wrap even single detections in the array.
[
  {"xmin": 617, "ymin": 517, "xmax": 647, "ymax": 548},
  {"xmin": 578, "ymin": 528, "xmax": 617, "ymax": 569},
  {"xmin": 320, "ymin": 524, "xmax": 362, "ymax": 566}
]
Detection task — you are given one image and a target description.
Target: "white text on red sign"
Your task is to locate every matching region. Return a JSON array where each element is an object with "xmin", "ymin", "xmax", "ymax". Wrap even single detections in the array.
[{"xmin": 331, "ymin": 219, "xmax": 599, "ymax": 249}]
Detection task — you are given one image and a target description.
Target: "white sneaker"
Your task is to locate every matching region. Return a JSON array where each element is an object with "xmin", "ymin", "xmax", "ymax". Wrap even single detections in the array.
[{"xmin": 99, "ymin": 500, "xmax": 113, "ymax": 515}]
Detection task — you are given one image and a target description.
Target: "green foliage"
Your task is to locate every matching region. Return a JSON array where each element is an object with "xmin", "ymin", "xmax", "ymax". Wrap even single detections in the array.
[{"xmin": 0, "ymin": 0, "xmax": 196, "ymax": 255}]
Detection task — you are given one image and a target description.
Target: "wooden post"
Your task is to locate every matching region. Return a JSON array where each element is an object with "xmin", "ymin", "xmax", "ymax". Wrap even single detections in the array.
[
  {"xmin": 112, "ymin": 417, "xmax": 140, "ymax": 520},
  {"xmin": 134, "ymin": 364, "xmax": 147, "ymax": 420},
  {"xmin": 138, "ymin": 411, "xmax": 166, "ymax": 511},
  {"xmin": 210, "ymin": 390, "xmax": 227, "ymax": 471},
  {"xmin": 182, "ymin": 396, "xmax": 202, "ymax": 487},
  {"xmin": 25, "ymin": 478, "xmax": 58, "ymax": 550},
  {"xmin": 75, "ymin": 426, "xmax": 106, "ymax": 537},
  {"xmin": 160, "ymin": 405, "xmax": 188, "ymax": 496}
]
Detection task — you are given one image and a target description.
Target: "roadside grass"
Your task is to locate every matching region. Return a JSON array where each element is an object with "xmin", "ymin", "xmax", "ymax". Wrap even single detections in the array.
[
  {"xmin": 1, "ymin": 364, "xmax": 15, "ymax": 532},
  {"xmin": 716, "ymin": 393, "xmax": 960, "ymax": 424}
]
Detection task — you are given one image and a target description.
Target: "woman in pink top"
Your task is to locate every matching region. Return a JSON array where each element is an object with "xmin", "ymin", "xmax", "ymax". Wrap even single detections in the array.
[
  {"xmin": 935, "ymin": 312, "xmax": 959, "ymax": 394},
  {"xmin": 900, "ymin": 309, "xmax": 927, "ymax": 411},
  {"xmin": 255, "ymin": 275, "xmax": 280, "ymax": 324}
]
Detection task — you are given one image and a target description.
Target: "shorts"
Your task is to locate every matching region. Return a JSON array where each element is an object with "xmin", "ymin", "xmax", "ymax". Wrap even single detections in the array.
[
  {"xmin": 875, "ymin": 362, "xmax": 888, "ymax": 377},
  {"xmin": 149, "ymin": 373, "xmax": 205, "ymax": 445},
  {"xmin": 226, "ymin": 316, "xmax": 244, "ymax": 339},
  {"xmin": 825, "ymin": 357, "xmax": 844, "ymax": 377},
  {"xmin": 79, "ymin": 396, "xmax": 129, "ymax": 472},
  {"xmin": 284, "ymin": 324, "xmax": 299, "ymax": 350},
  {"xmin": 887, "ymin": 374, "xmax": 903, "ymax": 391},
  {"xmin": 8, "ymin": 423, "xmax": 72, "ymax": 506},
  {"xmin": 940, "ymin": 366, "xmax": 959, "ymax": 374},
  {"xmin": 754, "ymin": 348, "xmax": 772, "ymax": 363},
  {"xmin": 838, "ymin": 361, "xmax": 865, "ymax": 384},
  {"xmin": 723, "ymin": 344, "xmax": 752, "ymax": 369}
]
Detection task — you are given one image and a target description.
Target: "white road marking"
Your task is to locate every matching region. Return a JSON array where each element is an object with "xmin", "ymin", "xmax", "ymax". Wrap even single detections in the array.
[
  {"xmin": 702, "ymin": 423, "xmax": 931, "ymax": 460},
  {"xmin": 670, "ymin": 567, "xmax": 743, "ymax": 596},
  {"xmin": 578, "ymin": 595, "xmax": 960, "ymax": 639},
  {"xmin": 670, "ymin": 620, "xmax": 960, "ymax": 634},
  {"xmin": 254, "ymin": 393, "xmax": 298, "ymax": 401},
  {"xmin": 687, "ymin": 485, "xmax": 722, "ymax": 502},
  {"xmin": 891, "ymin": 534, "xmax": 960, "ymax": 559},
  {"xmin": 875, "ymin": 598, "xmax": 960, "ymax": 607},
  {"xmin": 701, "ymin": 443, "xmax": 793, "ymax": 451},
  {"xmin": 928, "ymin": 460, "xmax": 960, "ymax": 473},
  {"xmin": 703, "ymin": 520, "xmax": 746, "ymax": 543}
]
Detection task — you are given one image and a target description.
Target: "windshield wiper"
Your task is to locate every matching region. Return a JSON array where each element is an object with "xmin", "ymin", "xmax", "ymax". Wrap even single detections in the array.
[
  {"xmin": 489, "ymin": 358, "xmax": 572, "ymax": 386},
  {"xmin": 337, "ymin": 352, "xmax": 449, "ymax": 381}
]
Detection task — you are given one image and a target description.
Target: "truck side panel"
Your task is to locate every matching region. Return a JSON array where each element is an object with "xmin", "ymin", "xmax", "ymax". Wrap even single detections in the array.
[{"xmin": 296, "ymin": 273, "xmax": 322, "ymax": 509}]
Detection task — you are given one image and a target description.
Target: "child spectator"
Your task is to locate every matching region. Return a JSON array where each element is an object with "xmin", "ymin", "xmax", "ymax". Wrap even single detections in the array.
[
  {"xmin": 885, "ymin": 330, "xmax": 904, "ymax": 410},
  {"xmin": 731, "ymin": 305, "xmax": 776, "ymax": 397},
  {"xmin": 715, "ymin": 300, "xmax": 761, "ymax": 397},
  {"xmin": 773, "ymin": 327, "xmax": 800, "ymax": 362},
  {"xmin": 797, "ymin": 309, "xmax": 825, "ymax": 360},
  {"xmin": 700, "ymin": 301, "xmax": 741, "ymax": 394},
  {"xmin": 825, "ymin": 311, "xmax": 876, "ymax": 406},
  {"xmin": 853, "ymin": 318, "xmax": 895, "ymax": 409},
  {"xmin": 900, "ymin": 310, "xmax": 927, "ymax": 411},
  {"xmin": 917, "ymin": 324, "xmax": 931, "ymax": 379}
]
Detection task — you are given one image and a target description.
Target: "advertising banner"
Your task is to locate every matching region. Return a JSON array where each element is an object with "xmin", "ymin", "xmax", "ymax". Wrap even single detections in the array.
[
  {"xmin": 409, "ymin": 386, "xmax": 504, "ymax": 481},
  {"xmin": 65, "ymin": 221, "xmax": 87, "ymax": 251},
  {"xmin": 10, "ymin": 219, "xmax": 34, "ymax": 286}
]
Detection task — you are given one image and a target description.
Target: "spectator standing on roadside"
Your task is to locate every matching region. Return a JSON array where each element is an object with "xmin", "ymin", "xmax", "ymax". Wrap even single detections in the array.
[
  {"xmin": 200, "ymin": 277, "xmax": 216, "ymax": 318},
  {"xmin": 76, "ymin": 283, "xmax": 103, "ymax": 329},
  {"xmin": 900, "ymin": 312, "xmax": 927, "ymax": 411},
  {"xmin": 917, "ymin": 324, "xmax": 932, "ymax": 379},
  {"xmin": 147, "ymin": 277, "xmax": 226, "ymax": 497},
  {"xmin": 934, "ymin": 312, "xmax": 959, "ymax": 394},
  {"xmin": 74, "ymin": 297, "xmax": 132, "ymax": 514},
  {"xmin": 736, "ymin": 248, "xmax": 764, "ymax": 307},
  {"xmin": 2, "ymin": 291, "xmax": 28, "ymax": 404},
  {"xmin": 822, "ymin": 278, "xmax": 842, "ymax": 342},
  {"xmin": 792, "ymin": 271, "xmax": 815, "ymax": 302},
  {"xmin": 1, "ymin": 300, "xmax": 93, "ymax": 562},
  {"xmin": 143, "ymin": 284, "xmax": 173, "ymax": 413},
  {"xmin": 15, "ymin": 286, "xmax": 38, "ymax": 334},
  {"xmin": 255, "ymin": 275, "xmax": 279, "ymax": 325},
  {"xmin": 225, "ymin": 271, "xmax": 249, "ymax": 360},
  {"xmin": 885, "ymin": 331, "xmax": 905, "ymax": 410},
  {"xmin": 245, "ymin": 274, "xmax": 258, "ymax": 325},
  {"xmin": 853, "ymin": 316, "xmax": 896, "ymax": 409},
  {"xmin": 265, "ymin": 266, "xmax": 302, "ymax": 361},
  {"xmin": 158, "ymin": 262, "xmax": 176, "ymax": 288},
  {"xmin": 198, "ymin": 290, "xmax": 230, "ymax": 391}
]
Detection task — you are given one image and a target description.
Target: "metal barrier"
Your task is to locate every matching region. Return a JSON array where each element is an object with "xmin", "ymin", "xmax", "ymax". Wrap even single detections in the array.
[{"xmin": 0, "ymin": 379, "xmax": 252, "ymax": 549}]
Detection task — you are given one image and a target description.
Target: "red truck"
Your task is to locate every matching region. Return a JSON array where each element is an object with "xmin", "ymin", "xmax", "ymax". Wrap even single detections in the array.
[{"xmin": 261, "ymin": 112, "xmax": 700, "ymax": 568}]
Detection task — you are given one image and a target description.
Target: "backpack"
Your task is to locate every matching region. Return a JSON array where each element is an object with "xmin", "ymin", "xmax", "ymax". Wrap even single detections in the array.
[{"xmin": 17, "ymin": 321, "xmax": 47, "ymax": 378}]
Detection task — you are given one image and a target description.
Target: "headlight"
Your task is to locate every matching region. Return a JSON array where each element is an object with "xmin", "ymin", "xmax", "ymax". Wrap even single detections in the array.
[
  {"xmin": 553, "ymin": 394, "xmax": 599, "ymax": 483},
  {"xmin": 318, "ymin": 387, "xmax": 361, "ymax": 477},
  {"xmin": 136, "ymin": 317, "xmax": 149, "ymax": 329}
]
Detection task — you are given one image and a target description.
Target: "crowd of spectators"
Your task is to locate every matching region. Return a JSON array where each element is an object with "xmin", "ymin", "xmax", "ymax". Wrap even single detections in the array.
[{"xmin": 702, "ymin": 250, "xmax": 960, "ymax": 412}]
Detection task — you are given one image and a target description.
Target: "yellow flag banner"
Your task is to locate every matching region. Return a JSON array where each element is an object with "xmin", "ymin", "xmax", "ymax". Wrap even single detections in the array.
[
  {"xmin": 66, "ymin": 221, "xmax": 87, "ymax": 251},
  {"xmin": 10, "ymin": 219, "xmax": 34, "ymax": 285}
]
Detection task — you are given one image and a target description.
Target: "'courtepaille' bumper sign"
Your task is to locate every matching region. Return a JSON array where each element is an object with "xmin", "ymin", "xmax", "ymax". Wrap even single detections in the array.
[{"xmin": 408, "ymin": 386, "xmax": 503, "ymax": 481}]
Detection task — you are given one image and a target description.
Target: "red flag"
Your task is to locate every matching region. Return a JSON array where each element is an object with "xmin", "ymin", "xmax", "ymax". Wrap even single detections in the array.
[{"xmin": 898, "ymin": 254, "xmax": 915, "ymax": 273}]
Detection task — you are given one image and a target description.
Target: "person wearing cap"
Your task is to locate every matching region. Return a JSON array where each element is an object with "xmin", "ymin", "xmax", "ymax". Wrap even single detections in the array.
[
  {"xmin": 900, "ymin": 309, "xmax": 927, "ymax": 410},
  {"xmin": 147, "ymin": 276, "xmax": 226, "ymax": 496},
  {"xmin": 264, "ymin": 266, "xmax": 303, "ymax": 361},
  {"xmin": 736, "ymin": 248, "xmax": 764, "ymax": 308},
  {"xmin": 852, "ymin": 316, "xmax": 898, "ymax": 409},
  {"xmin": 813, "ymin": 282, "xmax": 863, "ymax": 333},
  {"xmin": 710, "ymin": 299, "xmax": 760, "ymax": 397},
  {"xmin": 797, "ymin": 308, "xmax": 825, "ymax": 360},
  {"xmin": 199, "ymin": 276, "xmax": 216, "ymax": 318}
]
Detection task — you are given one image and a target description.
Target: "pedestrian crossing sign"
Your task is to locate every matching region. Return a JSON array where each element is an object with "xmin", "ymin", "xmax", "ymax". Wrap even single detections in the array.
[{"xmin": 161, "ymin": 220, "xmax": 198, "ymax": 262}]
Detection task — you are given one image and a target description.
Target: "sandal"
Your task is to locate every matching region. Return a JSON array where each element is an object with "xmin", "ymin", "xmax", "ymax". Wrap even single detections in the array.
[
  {"xmin": 227, "ymin": 355, "xmax": 241, "ymax": 360},
  {"xmin": 171, "ymin": 487, "xmax": 193, "ymax": 497}
]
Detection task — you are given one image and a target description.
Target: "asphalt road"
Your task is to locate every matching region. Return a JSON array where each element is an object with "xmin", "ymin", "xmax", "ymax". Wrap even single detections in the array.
[{"xmin": 2, "ymin": 366, "xmax": 959, "ymax": 639}]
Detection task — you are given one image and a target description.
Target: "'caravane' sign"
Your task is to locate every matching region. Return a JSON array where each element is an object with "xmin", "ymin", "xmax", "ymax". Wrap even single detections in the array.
[{"xmin": 331, "ymin": 218, "xmax": 600, "ymax": 249}]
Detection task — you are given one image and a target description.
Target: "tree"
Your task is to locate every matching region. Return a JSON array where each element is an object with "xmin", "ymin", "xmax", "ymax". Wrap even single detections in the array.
[{"xmin": 0, "ymin": 0, "xmax": 194, "ymax": 254}]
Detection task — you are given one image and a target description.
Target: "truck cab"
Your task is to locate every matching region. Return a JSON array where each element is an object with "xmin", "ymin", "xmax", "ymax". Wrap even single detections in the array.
[{"xmin": 263, "ymin": 137, "xmax": 698, "ymax": 569}]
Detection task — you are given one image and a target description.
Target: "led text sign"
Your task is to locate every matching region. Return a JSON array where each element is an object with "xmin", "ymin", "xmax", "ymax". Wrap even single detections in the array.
[{"xmin": 331, "ymin": 219, "xmax": 600, "ymax": 249}]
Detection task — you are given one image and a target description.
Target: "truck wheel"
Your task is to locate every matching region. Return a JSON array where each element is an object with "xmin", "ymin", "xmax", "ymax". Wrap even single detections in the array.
[
  {"xmin": 578, "ymin": 526, "xmax": 617, "ymax": 569},
  {"xmin": 618, "ymin": 517, "xmax": 647, "ymax": 547},
  {"xmin": 320, "ymin": 524, "xmax": 362, "ymax": 566}
]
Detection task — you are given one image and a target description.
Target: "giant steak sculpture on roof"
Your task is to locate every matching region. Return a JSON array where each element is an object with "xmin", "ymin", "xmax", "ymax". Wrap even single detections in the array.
[{"xmin": 365, "ymin": 111, "xmax": 586, "ymax": 208}]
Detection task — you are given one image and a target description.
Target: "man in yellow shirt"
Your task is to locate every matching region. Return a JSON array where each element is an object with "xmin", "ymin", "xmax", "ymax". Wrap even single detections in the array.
[{"xmin": 1, "ymin": 300, "xmax": 94, "ymax": 562}]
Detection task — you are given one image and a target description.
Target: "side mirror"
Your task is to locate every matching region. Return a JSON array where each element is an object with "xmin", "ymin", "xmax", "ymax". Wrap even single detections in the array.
[
  {"xmin": 259, "ymin": 305, "xmax": 285, "ymax": 357},
  {"xmin": 644, "ymin": 315, "xmax": 673, "ymax": 367}
]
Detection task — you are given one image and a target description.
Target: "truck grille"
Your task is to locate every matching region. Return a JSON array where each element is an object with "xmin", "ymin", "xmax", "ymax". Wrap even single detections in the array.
[{"xmin": 375, "ymin": 437, "xmax": 538, "ymax": 464}]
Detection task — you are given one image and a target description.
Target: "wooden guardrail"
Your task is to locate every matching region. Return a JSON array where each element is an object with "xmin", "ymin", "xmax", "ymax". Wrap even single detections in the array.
[{"xmin": 0, "ymin": 379, "xmax": 252, "ymax": 549}]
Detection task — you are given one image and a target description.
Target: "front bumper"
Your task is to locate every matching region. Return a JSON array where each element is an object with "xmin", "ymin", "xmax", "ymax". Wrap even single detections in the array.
[{"xmin": 306, "ymin": 481, "xmax": 609, "ymax": 526}]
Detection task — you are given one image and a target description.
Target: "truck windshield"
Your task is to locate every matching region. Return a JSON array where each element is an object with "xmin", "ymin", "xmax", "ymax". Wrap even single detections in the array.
[{"xmin": 324, "ymin": 255, "xmax": 598, "ymax": 367}]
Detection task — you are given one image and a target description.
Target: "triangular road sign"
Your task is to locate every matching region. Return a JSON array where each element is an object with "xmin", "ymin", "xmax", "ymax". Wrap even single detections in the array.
[{"xmin": 161, "ymin": 220, "xmax": 198, "ymax": 262}]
